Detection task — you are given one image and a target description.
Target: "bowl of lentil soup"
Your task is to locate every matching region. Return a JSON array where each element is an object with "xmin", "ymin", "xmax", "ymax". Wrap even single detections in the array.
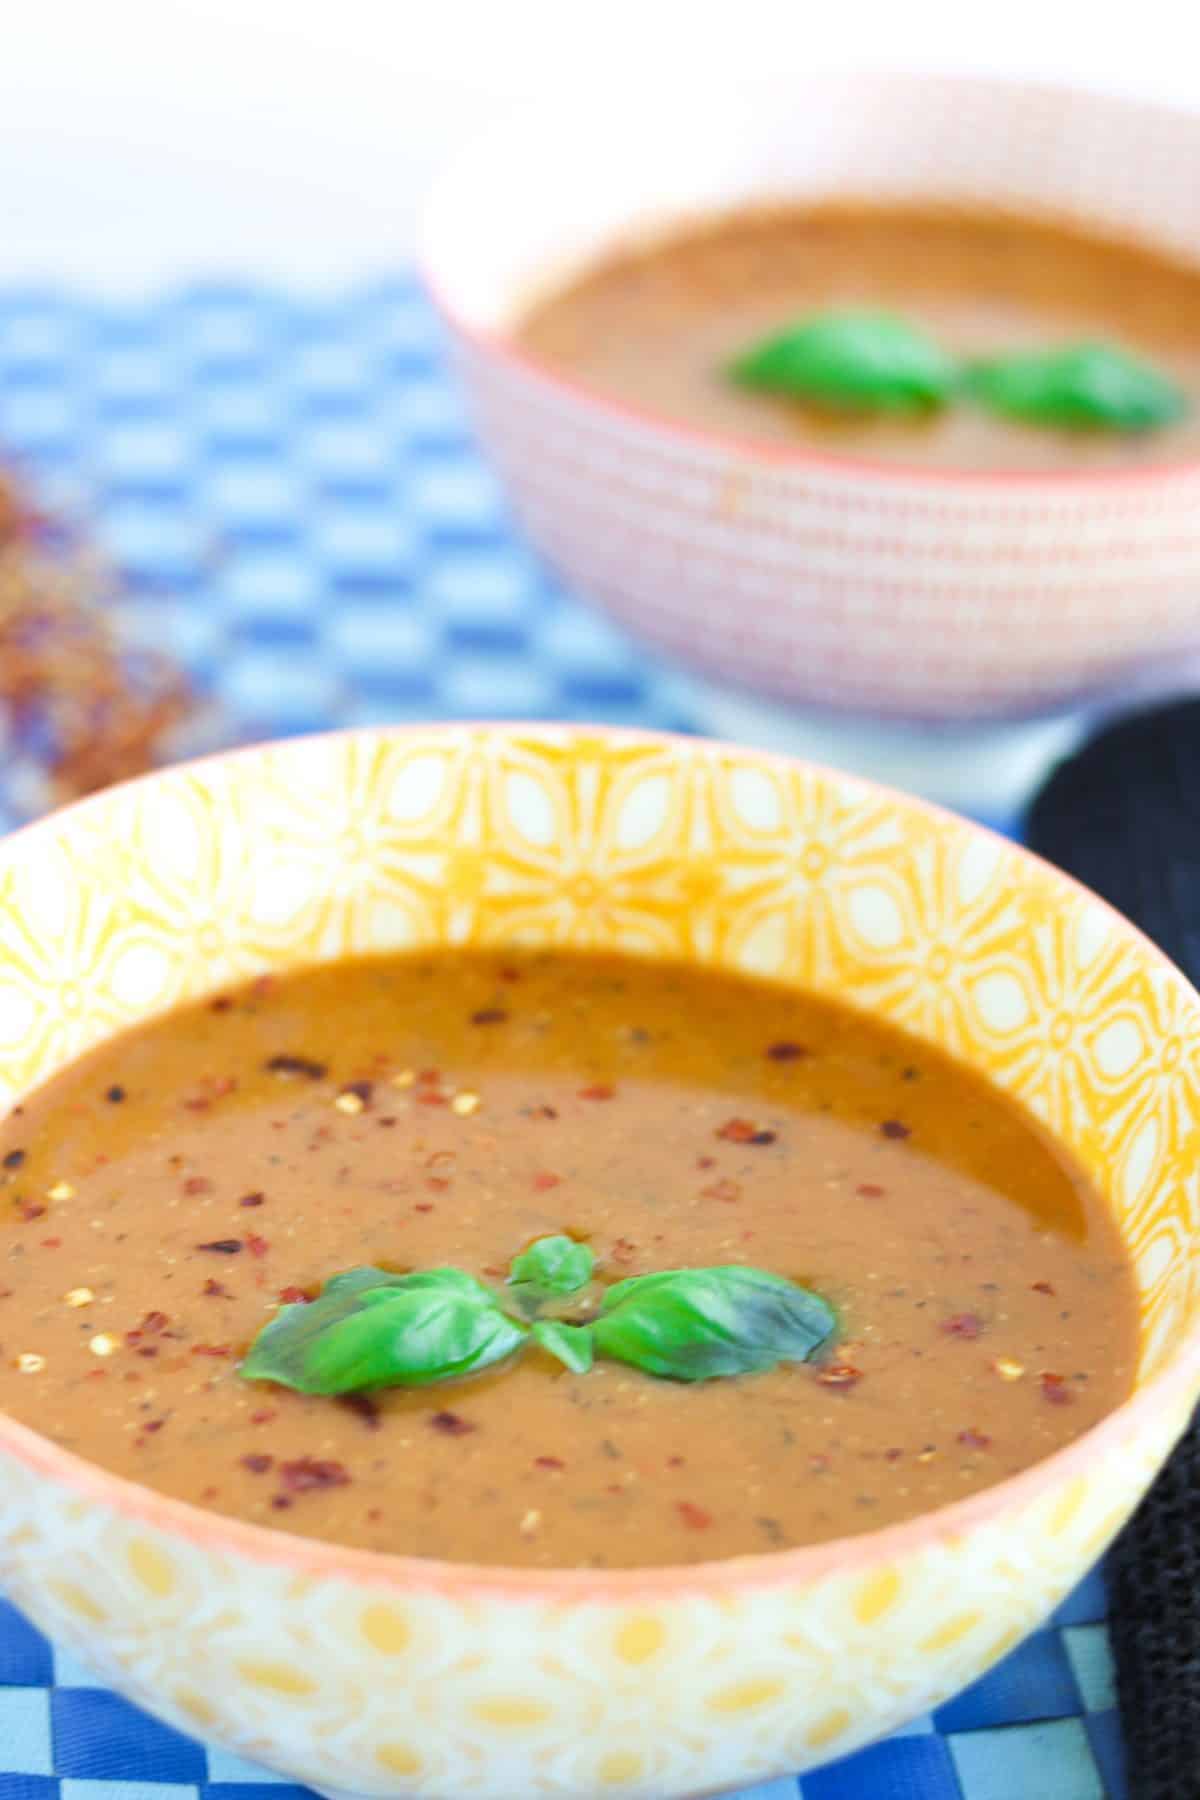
[
  {"xmin": 0, "ymin": 722, "xmax": 1197, "ymax": 1800},
  {"xmin": 421, "ymin": 73, "xmax": 1200, "ymax": 723}
]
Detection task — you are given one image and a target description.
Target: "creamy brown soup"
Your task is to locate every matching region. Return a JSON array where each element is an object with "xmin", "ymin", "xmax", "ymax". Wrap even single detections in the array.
[
  {"xmin": 0, "ymin": 951, "xmax": 1137, "ymax": 1568},
  {"xmin": 516, "ymin": 202, "xmax": 1200, "ymax": 470}
]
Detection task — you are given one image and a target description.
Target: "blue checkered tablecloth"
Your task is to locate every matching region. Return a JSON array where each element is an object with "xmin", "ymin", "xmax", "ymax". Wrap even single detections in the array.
[{"xmin": 0, "ymin": 280, "xmax": 1128, "ymax": 1798}]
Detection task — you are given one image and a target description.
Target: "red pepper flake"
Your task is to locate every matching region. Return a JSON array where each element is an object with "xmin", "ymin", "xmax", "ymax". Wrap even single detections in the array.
[
  {"xmin": 611, "ymin": 1237, "xmax": 637, "ymax": 1264},
  {"xmin": 857, "ymin": 1182, "xmax": 885, "ymax": 1198},
  {"xmin": 534, "ymin": 1455, "xmax": 565, "ymax": 1470},
  {"xmin": 250, "ymin": 1408, "xmax": 277, "ymax": 1425},
  {"xmin": 138, "ymin": 1310, "xmax": 170, "ymax": 1335},
  {"xmin": 676, "ymin": 1500, "xmax": 713, "ymax": 1530},
  {"xmin": 270, "ymin": 1495, "xmax": 292, "ymax": 1510},
  {"xmin": 957, "ymin": 1428, "xmax": 992, "ymax": 1451},
  {"xmin": 529, "ymin": 1103, "xmax": 559, "ymax": 1120},
  {"xmin": 579, "ymin": 1083, "xmax": 615, "ymax": 1101},
  {"xmin": 239, "ymin": 1191, "xmax": 266, "ymax": 1208},
  {"xmin": 202, "ymin": 1278, "xmax": 228, "ymax": 1297},
  {"xmin": 809, "ymin": 1453, "xmax": 832, "ymax": 1474},
  {"xmin": 1032, "ymin": 1280, "xmax": 1056, "ymax": 1296},
  {"xmin": 245, "ymin": 1233, "xmax": 269, "ymax": 1258},
  {"xmin": 701, "ymin": 1178, "xmax": 741, "ymax": 1203},
  {"xmin": 415, "ymin": 1201, "xmax": 435, "ymax": 1213},
  {"xmin": 667, "ymin": 1454, "xmax": 686, "ymax": 1468},
  {"xmin": 470, "ymin": 1007, "xmax": 508, "ymax": 1025},
  {"xmin": 278, "ymin": 1286, "xmax": 311, "ymax": 1305},
  {"xmin": 417, "ymin": 1067, "xmax": 441, "ymax": 1086},
  {"xmin": 191, "ymin": 1344, "xmax": 233, "ymax": 1358},
  {"xmin": 241, "ymin": 1453, "xmax": 274, "ymax": 1474},
  {"xmin": 210, "ymin": 995, "xmax": 233, "ymax": 1013},
  {"xmin": 337, "ymin": 1392, "xmax": 382, "ymax": 1430},
  {"xmin": 942, "ymin": 1313, "xmax": 984, "ymax": 1340},
  {"xmin": 816, "ymin": 1363, "xmax": 863, "ymax": 1389},
  {"xmin": 195, "ymin": 1238, "xmax": 242, "ymax": 1254},
  {"xmin": 279, "ymin": 1457, "xmax": 351, "ymax": 1493},
  {"xmin": 182, "ymin": 1097, "xmax": 212, "ymax": 1114},
  {"xmin": 716, "ymin": 1117, "xmax": 776, "ymax": 1146},
  {"xmin": 143, "ymin": 1417, "xmax": 166, "ymax": 1434},
  {"xmin": 884, "ymin": 1447, "xmax": 905, "ymax": 1463},
  {"xmin": 766, "ymin": 1041, "xmax": 808, "ymax": 1061},
  {"xmin": 41, "ymin": 1237, "xmax": 62, "ymax": 1249},
  {"xmin": 416, "ymin": 1090, "xmax": 447, "ymax": 1108},
  {"xmin": 428, "ymin": 1411, "xmax": 475, "ymax": 1437},
  {"xmin": 880, "ymin": 1119, "xmax": 911, "ymax": 1140},
  {"xmin": 105, "ymin": 1085, "xmax": 126, "ymax": 1103},
  {"xmin": 183, "ymin": 1176, "xmax": 213, "ymax": 1196},
  {"xmin": 265, "ymin": 1054, "xmax": 328, "ymax": 1079},
  {"xmin": 426, "ymin": 1176, "xmax": 450, "ymax": 1193},
  {"xmin": 532, "ymin": 1170, "xmax": 562, "ymax": 1191},
  {"xmin": 17, "ymin": 1200, "xmax": 46, "ymax": 1221},
  {"xmin": 1040, "ymin": 1372, "xmax": 1075, "ymax": 1405}
]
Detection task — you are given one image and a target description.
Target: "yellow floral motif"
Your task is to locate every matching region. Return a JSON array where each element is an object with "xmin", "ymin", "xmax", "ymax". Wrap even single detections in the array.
[{"xmin": 0, "ymin": 724, "xmax": 1196, "ymax": 1800}]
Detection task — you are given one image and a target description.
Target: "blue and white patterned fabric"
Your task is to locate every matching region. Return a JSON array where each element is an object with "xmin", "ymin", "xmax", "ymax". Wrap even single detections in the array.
[{"xmin": 0, "ymin": 280, "xmax": 1127, "ymax": 1798}]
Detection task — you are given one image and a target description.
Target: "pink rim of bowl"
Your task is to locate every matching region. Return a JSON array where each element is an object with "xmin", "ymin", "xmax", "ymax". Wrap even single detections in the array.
[{"xmin": 0, "ymin": 721, "xmax": 1197, "ymax": 1603}]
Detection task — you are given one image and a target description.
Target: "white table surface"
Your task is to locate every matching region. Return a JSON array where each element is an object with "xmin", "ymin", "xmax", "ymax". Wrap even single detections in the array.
[{"xmin": 2, "ymin": 0, "xmax": 1198, "ymax": 286}]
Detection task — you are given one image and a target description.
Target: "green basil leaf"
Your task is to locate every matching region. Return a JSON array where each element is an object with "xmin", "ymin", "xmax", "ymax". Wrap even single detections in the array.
[
  {"xmin": 508, "ymin": 1235, "xmax": 595, "ymax": 1305},
  {"xmin": 530, "ymin": 1319, "xmax": 594, "ymax": 1373},
  {"xmin": 241, "ymin": 1266, "xmax": 526, "ymax": 1394},
  {"xmin": 320, "ymin": 1266, "xmax": 410, "ymax": 1300},
  {"xmin": 358, "ymin": 1267, "xmax": 495, "ymax": 1305},
  {"xmin": 592, "ymin": 1265, "xmax": 835, "ymax": 1382},
  {"xmin": 729, "ymin": 311, "xmax": 955, "ymax": 414},
  {"xmin": 966, "ymin": 342, "xmax": 1187, "ymax": 434}
]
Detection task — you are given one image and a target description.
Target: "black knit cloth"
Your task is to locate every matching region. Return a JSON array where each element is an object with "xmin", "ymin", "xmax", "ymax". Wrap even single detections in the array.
[{"xmin": 1027, "ymin": 698, "xmax": 1200, "ymax": 1800}]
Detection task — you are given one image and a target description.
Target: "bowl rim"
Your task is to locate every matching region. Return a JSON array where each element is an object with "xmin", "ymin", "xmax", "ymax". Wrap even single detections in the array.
[
  {"xmin": 1, "ymin": 719, "xmax": 1197, "ymax": 1602},
  {"xmin": 418, "ymin": 68, "xmax": 1200, "ymax": 493}
]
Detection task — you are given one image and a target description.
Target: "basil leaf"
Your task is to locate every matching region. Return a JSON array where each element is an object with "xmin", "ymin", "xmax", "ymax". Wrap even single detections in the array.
[
  {"xmin": 592, "ymin": 1265, "xmax": 835, "ymax": 1382},
  {"xmin": 508, "ymin": 1235, "xmax": 595, "ymax": 1305},
  {"xmin": 358, "ymin": 1267, "xmax": 495, "ymax": 1305},
  {"xmin": 241, "ymin": 1266, "xmax": 526, "ymax": 1393},
  {"xmin": 320, "ymin": 1266, "xmax": 410, "ymax": 1300},
  {"xmin": 966, "ymin": 342, "xmax": 1186, "ymax": 434},
  {"xmin": 729, "ymin": 311, "xmax": 954, "ymax": 414},
  {"xmin": 530, "ymin": 1319, "xmax": 594, "ymax": 1373}
]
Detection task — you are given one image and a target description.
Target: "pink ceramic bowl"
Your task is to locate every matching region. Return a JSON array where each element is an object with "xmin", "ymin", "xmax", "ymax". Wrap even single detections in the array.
[
  {"xmin": 0, "ymin": 725, "xmax": 1199, "ymax": 1799},
  {"xmin": 420, "ymin": 72, "xmax": 1200, "ymax": 723}
]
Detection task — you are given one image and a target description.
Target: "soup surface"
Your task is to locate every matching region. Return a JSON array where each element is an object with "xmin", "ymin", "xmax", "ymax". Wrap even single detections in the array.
[
  {"xmin": 0, "ymin": 951, "xmax": 1136, "ymax": 1568},
  {"xmin": 516, "ymin": 202, "xmax": 1200, "ymax": 470}
]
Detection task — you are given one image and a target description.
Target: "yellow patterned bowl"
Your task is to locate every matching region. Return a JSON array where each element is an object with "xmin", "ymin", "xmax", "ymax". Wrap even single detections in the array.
[{"xmin": 0, "ymin": 724, "xmax": 1198, "ymax": 1800}]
